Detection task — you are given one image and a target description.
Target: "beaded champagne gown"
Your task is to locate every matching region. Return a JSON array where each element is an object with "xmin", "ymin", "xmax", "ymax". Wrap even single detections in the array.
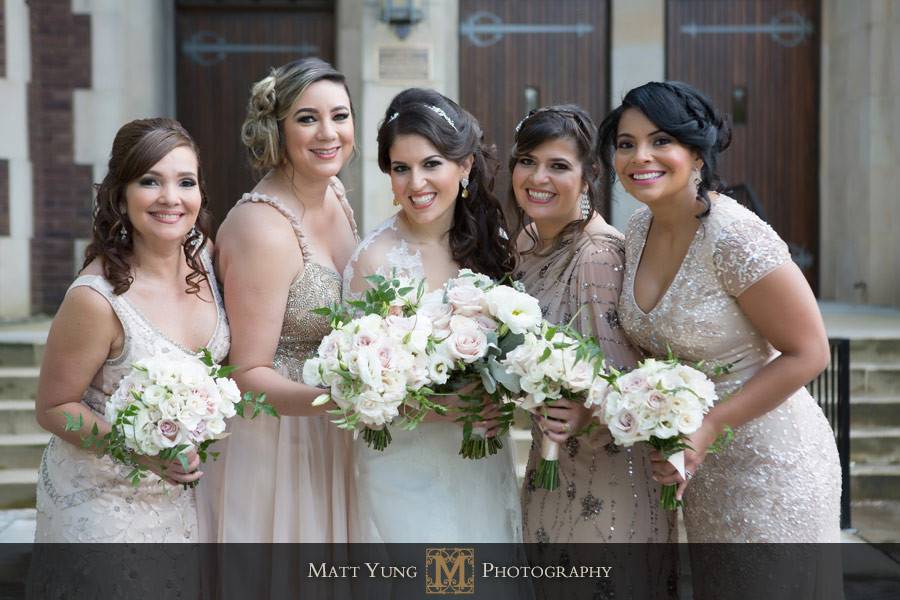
[
  {"xmin": 29, "ymin": 249, "xmax": 229, "ymax": 596},
  {"xmin": 618, "ymin": 197, "xmax": 842, "ymax": 598},
  {"xmin": 517, "ymin": 218, "xmax": 677, "ymax": 599},
  {"xmin": 214, "ymin": 179, "xmax": 357, "ymax": 544},
  {"xmin": 342, "ymin": 214, "xmax": 522, "ymax": 543}
]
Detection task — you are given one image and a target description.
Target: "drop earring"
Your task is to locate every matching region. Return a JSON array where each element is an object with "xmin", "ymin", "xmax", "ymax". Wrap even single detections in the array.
[
  {"xmin": 460, "ymin": 177, "xmax": 470, "ymax": 199},
  {"xmin": 118, "ymin": 224, "xmax": 128, "ymax": 241},
  {"xmin": 579, "ymin": 192, "xmax": 591, "ymax": 219}
]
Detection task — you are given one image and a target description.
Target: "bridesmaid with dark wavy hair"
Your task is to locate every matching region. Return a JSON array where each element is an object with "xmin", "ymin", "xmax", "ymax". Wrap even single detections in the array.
[{"xmin": 598, "ymin": 81, "xmax": 841, "ymax": 598}]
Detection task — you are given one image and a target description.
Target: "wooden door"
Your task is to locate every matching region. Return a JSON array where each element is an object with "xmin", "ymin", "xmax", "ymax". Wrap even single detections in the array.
[
  {"xmin": 175, "ymin": 0, "xmax": 335, "ymax": 230},
  {"xmin": 459, "ymin": 1, "xmax": 611, "ymax": 218},
  {"xmin": 666, "ymin": 0, "xmax": 820, "ymax": 290}
]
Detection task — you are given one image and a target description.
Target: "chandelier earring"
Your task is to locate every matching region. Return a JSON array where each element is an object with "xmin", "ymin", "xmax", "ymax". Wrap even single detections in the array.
[
  {"xmin": 460, "ymin": 177, "xmax": 470, "ymax": 199},
  {"xmin": 579, "ymin": 192, "xmax": 591, "ymax": 219},
  {"xmin": 187, "ymin": 225, "xmax": 203, "ymax": 249}
]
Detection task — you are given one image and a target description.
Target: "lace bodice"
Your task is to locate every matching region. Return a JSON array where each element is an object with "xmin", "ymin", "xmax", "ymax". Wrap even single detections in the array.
[
  {"xmin": 343, "ymin": 213, "xmax": 468, "ymax": 301},
  {"xmin": 619, "ymin": 197, "xmax": 791, "ymax": 394},
  {"xmin": 236, "ymin": 179, "xmax": 358, "ymax": 381}
]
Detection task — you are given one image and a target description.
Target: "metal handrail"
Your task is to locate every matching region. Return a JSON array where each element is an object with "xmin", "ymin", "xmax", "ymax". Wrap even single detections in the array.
[{"xmin": 806, "ymin": 338, "xmax": 851, "ymax": 529}]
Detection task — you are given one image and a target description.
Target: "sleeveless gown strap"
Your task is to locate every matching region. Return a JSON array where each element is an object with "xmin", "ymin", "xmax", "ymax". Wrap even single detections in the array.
[{"xmin": 236, "ymin": 192, "xmax": 312, "ymax": 262}]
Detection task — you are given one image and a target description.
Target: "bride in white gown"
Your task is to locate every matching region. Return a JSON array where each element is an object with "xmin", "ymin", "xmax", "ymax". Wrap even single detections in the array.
[{"xmin": 343, "ymin": 88, "xmax": 521, "ymax": 543}]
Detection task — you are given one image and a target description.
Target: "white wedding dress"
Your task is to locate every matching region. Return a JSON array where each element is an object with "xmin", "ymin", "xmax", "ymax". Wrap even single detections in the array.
[{"xmin": 343, "ymin": 214, "xmax": 522, "ymax": 543}]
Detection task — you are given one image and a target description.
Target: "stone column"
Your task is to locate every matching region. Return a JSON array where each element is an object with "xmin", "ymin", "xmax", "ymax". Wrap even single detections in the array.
[
  {"xmin": 337, "ymin": 0, "xmax": 460, "ymax": 235},
  {"xmin": 608, "ymin": 0, "xmax": 665, "ymax": 230},
  {"xmin": 819, "ymin": 0, "xmax": 900, "ymax": 306},
  {"xmin": 0, "ymin": 0, "xmax": 33, "ymax": 319}
]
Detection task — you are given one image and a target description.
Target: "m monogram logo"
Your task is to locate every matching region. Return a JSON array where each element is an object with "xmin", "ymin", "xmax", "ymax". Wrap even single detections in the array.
[{"xmin": 425, "ymin": 547, "xmax": 475, "ymax": 594}]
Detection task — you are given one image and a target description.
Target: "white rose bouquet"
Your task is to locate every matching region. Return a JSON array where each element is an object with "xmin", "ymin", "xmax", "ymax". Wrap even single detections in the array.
[
  {"xmin": 499, "ymin": 321, "xmax": 610, "ymax": 489},
  {"xmin": 305, "ymin": 273, "xmax": 449, "ymax": 451},
  {"xmin": 427, "ymin": 270, "xmax": 545, "ymax": 460},
  {"xmin": 593, "ymin": 356, "xmax": 732, "ymax": 509},
  {"xmin": 66, "ymin": 348, "xmax": 275, "ymax": 487}
]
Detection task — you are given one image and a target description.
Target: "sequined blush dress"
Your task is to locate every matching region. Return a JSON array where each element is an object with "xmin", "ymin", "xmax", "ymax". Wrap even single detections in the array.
[
  {"xmin": 215, "ymin": 180, "xmax": 357, "ymax": 543},
  {"xmin": 619, "ymin": 198, "xmax": 842, "ymax": 597},
  {"xmin": 29, "ymin": 249, "xmax": 229, "ymax": 597},
  {"xmin": 517, "ymin": 218, "xmax": 677, "ymax": 599}
]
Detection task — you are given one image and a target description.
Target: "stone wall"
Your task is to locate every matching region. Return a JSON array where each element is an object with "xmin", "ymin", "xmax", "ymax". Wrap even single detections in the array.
[{"xmin": 820, "ymin": 0, "xmax": 900, "ymax": 306}]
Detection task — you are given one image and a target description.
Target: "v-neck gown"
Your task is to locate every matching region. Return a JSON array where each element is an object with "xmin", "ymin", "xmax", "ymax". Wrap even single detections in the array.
[
  {"xmin": 619, "ymin": 197, "xmax": 842, "ymax": 598},
  {"xmin": 214, "ymin": 181, "xmax": 358, "ymax": 544}
]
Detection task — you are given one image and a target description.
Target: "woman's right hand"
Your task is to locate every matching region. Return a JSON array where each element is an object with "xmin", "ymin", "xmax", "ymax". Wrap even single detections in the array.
[{"xmin": 139, "ymin": 449, "xmax": 203, "ymax": 486}]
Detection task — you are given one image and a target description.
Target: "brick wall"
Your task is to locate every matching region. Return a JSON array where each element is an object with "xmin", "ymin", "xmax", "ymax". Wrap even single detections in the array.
[{"xmin": 28, "ymin": 0, "xmax": 92, "ymax": 314}]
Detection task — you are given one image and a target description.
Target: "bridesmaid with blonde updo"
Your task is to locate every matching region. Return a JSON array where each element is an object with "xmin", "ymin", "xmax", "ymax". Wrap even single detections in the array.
[{"xmin": 213, "ymin": 57, "xmax": 358, "ymax": 543}]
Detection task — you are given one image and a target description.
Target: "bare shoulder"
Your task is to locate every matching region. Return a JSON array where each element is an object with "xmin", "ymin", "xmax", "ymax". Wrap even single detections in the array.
[{"xmin": 217, "ymin": 201, "xmax": 301, "ymax": 259}]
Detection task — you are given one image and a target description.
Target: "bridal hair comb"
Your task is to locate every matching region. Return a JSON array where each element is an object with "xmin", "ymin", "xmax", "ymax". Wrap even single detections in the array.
[{"xmin": 386, "ymin": 105, "xmax": 457, "ymax": 131}]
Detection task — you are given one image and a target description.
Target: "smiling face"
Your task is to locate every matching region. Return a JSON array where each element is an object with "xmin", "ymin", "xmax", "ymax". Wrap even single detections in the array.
[
  {"xmin": 281, "ymin": 79, "xmax": 354, "ymax": 180},
  {"xmin": 511, "ymin": 136, "xmax": 586, "ymax": 231},
  {"xmin": 388, "ymin": 133, "xmax": 471, "ymax": 230},
  {"xmin": 613, "ymin": 108, "xmax": 701, "ymax": 207},
  {"xmin": 124, "ymin": 145, "xmax": 201, "ymax": 245}
]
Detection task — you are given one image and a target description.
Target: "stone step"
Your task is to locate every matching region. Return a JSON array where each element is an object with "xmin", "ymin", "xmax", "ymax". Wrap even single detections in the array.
[
  {"xmin": 0, "ymin": 367, "xmax": 40, "ymax": 400},
  {"xmin": 850, "ymin": 427, "xmax": 900, "ymax": 464},
  {"xmin": 851, "ymin": 395, "xmax": 900, "ymax": 428},
  {"xmin": 0, "ymin": 433, "xmax": 50, "ymax": 470},
  {"xmin": 0, "ymin": 342, "xmax": 44, "ymax": 368},
  {"xmin": 0, "ymin": 468, "xmax": 38, "ymax": 510},
  {"xmin": 851, "ymin": 464, "xmax": 900, "ymax": 502},
  {"xmin": 0, "ymin": 400, "xmax": 40, "ymax": 435},
  {"xmin": 850, "ymin": 338, "xmax": 900, "ymax": 365},
  {"xmin": 851, "ymin": 363, "xmax": 900, "ymax": 396}
]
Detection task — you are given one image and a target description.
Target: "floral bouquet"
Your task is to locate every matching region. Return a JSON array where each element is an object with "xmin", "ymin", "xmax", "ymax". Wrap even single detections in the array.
[
  {"xmin": 304, "ymin": 273, "xmax": 449, "ymax": 451},
  {"xmin": 426, "ymin": 270, "xmax": 545, "ymax": 460},
  {"xmin": 500, "ymin": 321, "xmax": 611, "ymax": 489},
  {"xmin": 592, "ymin": 356, "xmax": 731, "ymax": 509},
  {"xmin": 66, "ymin": 348, "xmax": 275, "ymax": 487}
]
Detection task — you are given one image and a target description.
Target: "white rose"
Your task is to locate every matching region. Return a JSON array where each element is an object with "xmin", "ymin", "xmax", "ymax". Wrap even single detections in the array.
[
  {"xmin": 380, "ymin": 370, "xmax": 408, "ymax": 403},
  {"xmin": 444, "ymin": 320, "xmax": 488, "ymax": 363},
  {"xmin": 355, "ymin": 390, "xmax": 399, "ymax": 426},
  {"xmin": 653, "ymin": 419, "xmax": 678, "ymax": 440},
  {"xmin": 303, "ymin": 358, "xmax": 324, "ymax": 387},
  {"xmin": 385, "ymin": 314, "xmax": 432, "ymax": 354},
  {"xmin": 501, "ymin": 333, "xmax": 543, "ymax": 377},
  {"xmin": 618, "ymin": 371, "xmax": 651, "ymax": 394},
  {"xmin": 584, "ymin": 378, "xmax": 611, "ymax": 411},
  {"xmin": 565, "ymin": 358, "xmax": 595, "ymax": 393},
  {"xmin": 141, "ymin": 384, "xmax": 167, "ymax": 408},
  {"xmin": 150, "ymin": 419, "xmax": 181, "ymax": 449},
  {"xmin": 608, "ymin": 409, "xmax": 643, "ymax": 446},
  {"xmin": 417, "ymin": 293, "xmax": 453, "ymax": 337},
  {"xmin": 446, "ymin": 283, "xmax": 487, "ymax": 317},
  {"xmin": 484, "ymin": 286, "xmax": 543, "ymax": 334},
  {"xmin": 145, "ymin": 358, "xmax": 179, "ymax": 387},
  {"xmin": 206, "ymin": 417, "xmax": 227, "ymax": 436},
  {"xmin": 676, "ymin": 409, "xmax": 704, "ymax": 435}
]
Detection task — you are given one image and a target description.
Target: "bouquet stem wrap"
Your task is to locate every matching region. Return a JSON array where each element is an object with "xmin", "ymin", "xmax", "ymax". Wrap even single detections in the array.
[{"xmin": 534, "ymin": 436, "xmax": 560, "ymax": 491}]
